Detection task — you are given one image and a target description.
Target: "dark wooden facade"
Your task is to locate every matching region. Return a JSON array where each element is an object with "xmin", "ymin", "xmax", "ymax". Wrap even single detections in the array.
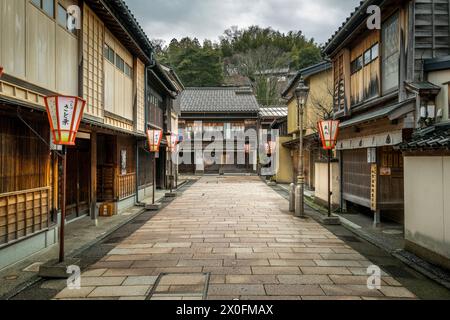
[{"xmin": 0, "ymin": 107, "xmax": 53, "ymax": 246}]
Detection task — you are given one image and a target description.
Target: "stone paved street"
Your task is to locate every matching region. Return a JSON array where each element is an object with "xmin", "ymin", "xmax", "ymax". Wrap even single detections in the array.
[{"xmin": 54, "ymin": 176, "xmax": 416, "ymax": 300}]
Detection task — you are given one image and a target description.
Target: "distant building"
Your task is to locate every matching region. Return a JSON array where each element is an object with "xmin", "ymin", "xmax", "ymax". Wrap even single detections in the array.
[{"xmin": 178, "ymin": 87, "xmax": 260, "ymax": 175}]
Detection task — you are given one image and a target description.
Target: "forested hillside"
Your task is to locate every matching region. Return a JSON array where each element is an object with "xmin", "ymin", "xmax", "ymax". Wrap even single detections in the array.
[{"xmin": 154, "ymin": 26, "xmax": 322, "ymax": 105}]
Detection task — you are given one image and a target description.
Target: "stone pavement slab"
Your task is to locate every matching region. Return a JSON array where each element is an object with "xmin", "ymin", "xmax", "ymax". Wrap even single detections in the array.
[{"xmin": 50, "ymin": 176, "xmax": 418, "ymax": 300}]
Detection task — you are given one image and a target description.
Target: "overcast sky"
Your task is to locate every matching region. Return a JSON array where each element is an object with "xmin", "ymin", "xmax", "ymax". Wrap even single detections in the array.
[{"xmin": 126, "ymin": 0, "xmax": 361, "ymax": 46}]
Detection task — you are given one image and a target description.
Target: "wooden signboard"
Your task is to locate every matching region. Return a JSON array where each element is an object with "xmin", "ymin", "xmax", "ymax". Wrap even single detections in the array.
[{"xmin": 370, "ymin": 164, "xmax": 378, "ymax": 211}]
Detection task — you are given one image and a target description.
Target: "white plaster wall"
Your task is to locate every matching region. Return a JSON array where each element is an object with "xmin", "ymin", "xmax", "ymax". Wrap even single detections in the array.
[
  {"xmin": 428, "ymin": 70, "xmax": 450, "ymax": 121},
  {"xmin": 404, "ymin": 156, "xmax": 450, "ymax": 259},
  {"xmin": 315, "ymin": 162, "xmax": 340, "ymax": 206}
]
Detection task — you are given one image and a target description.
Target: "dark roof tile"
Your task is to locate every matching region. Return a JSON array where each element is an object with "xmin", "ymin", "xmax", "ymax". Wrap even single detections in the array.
[{"xmin": 180, "ymin": 87, "xmax": 260, "ymax": 113}]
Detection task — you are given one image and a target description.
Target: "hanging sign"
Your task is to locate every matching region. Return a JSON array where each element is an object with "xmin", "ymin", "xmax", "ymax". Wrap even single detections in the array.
[
  {"xmin": 147, "ymin": 129, "xmax": 163, "ymax": 152},
  {"xmin": 318, "ymin": 120, "xmax": 340, "ymax": 150}
]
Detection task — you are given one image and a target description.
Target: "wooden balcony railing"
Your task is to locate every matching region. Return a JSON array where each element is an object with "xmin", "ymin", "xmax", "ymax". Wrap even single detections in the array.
[
  {"xmin": 0, "ymin": 187, "xmax": 51, "ymax": 247},
  {"xmin": 115, "ymin": 173, "xmax": 136, "ymax": 200}
]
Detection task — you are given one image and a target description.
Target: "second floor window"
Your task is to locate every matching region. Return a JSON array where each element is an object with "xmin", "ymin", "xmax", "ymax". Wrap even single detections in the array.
[
  {"xmin": 382, "ymin": 13, "xmax": 400, "ymax": 94},
  {"xmin": 32, "ymin": 0, "xmax": 54, "ymax": 18},
  {"xmin": 148, "ymin": 94, "xmax": 164, "ymax": 128}
]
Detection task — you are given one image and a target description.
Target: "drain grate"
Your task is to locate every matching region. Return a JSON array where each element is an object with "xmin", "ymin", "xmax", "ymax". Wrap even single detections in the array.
[
  {"xmin": 382, "ymin": 265, "xmax": 415, "ymax": 279},
  {"xmin": 104, "ymin": 236, "xmax": 129, "ymax": 244},
  {"xmin": 340, "ymin": 235, "xmax": 362, "ymax": 243},
  {"xmin": 146, "ymin": 273, "xmax": 210, "ymax": 301}
]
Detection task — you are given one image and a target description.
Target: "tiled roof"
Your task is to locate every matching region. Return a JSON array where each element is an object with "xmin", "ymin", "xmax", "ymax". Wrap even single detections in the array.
[
  {"xmin": 180, "ymin": 87, "xmax": 260, "ymax": 113},
  {"xmin": 400, "ymin": 125, "xmax": 450, "ymax": 150},
  {"xmin": 282, "ymin": 61, "xmax": 332, "ymax": 98},
  {"xmin": 259, "ymin": 106, "xmax": 288, "ymax": 119},
  {"xmin": 340, "ymin": 98, "xmax": 416, "ymax": 128}
]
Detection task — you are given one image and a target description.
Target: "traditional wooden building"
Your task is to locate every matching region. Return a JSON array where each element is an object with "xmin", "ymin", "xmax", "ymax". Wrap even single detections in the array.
[
  {"xmin": 323, "ymin": 0, "xmax": 450, "ymax": 225},
  {"xmin": 281, "ymin": 61, "xmax": 333, "ymax": 190},
  {"xmin": 0, "ymin": 0, "xmax": 176, "ymax": 270},
  {"xmin": 178, "ymin": 87, "xmax": 260, "ymax": 175}
]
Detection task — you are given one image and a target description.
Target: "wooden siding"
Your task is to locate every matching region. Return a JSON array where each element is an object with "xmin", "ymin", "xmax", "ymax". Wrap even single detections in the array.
[
  {"xmin": 82, "ymin": 4, "xmax": 104, "ymax": 119},
  {"xmin": 136, "ymin": 59, "xmax": 145, "ymax": 133},
  {"xmin": 0, "ymin": 0, "xmax": 78, "ymax": 95},
  {"xmin": 350, "ymin": 31, "xmax": 380, "ymax": 105},
  {"xmin": 104, "ymin": 29, "xmax": 134, "ymax": 122},
  {"xmin": 0, "ymin": 0, "xmax": 26, "ymax": 79},
  {"xmin": 0, "ymin": 114, "xmax": 52, "ymax": 245},
  {"xmin": 414, "ymin": 0, "xmax": 450, "ymax": 79},
  {"xmin": 0, "ymin": 116, "xmax": 51, "ymax": 194}
]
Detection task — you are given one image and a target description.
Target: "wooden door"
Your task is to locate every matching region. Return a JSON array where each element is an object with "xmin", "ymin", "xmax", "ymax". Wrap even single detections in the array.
[{"xmin": 342, "ymin": 149, "xmax": 372, "ymax": 208}]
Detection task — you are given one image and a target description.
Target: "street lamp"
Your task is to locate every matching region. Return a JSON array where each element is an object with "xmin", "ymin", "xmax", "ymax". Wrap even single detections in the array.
[
  {"xmin": 44, "ymin": 95, "xmax": 86, "ymax": 263},
  {"xmin": 318, "ymin": 120, "xmax": 340, "ymax": 217},
  {"xmin": 294, "ymin": 77, "xmax": 309, "ymax": 218}
]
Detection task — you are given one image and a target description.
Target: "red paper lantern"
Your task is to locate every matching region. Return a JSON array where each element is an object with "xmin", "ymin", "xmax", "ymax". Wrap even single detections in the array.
[
  {"xmin": 147, "ymin": 129, "xmax": 163, "ymax": 152},
  {"xmin": 44, "ymin": 96, "xmax": 86, "ymax": 146},
  {"xmin": 318, "ymin": 120, "xmax": 340, "ymax": 150}
]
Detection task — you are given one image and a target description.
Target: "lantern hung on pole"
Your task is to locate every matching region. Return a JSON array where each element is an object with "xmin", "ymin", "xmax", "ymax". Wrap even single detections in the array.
[
  {"xmin": 44, "ymin": 96, "xmax": 86, "ymax": 146},
  {"xmin": 166, "ymin": 134, "xmax": 178, "ymax": 153},
  {"xmin": 318, "ymin": 120, "xmax": 340, "ymax": 150},
  {"xmin": 147, "ymin": 129, "xmax": 163, "ymax": 152}
]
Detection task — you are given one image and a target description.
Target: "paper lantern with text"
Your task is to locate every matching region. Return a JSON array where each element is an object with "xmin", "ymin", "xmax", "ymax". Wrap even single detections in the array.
[
  {"xmin": 147, "ymin": 129, "xmax": 163, "ymax": 152},
  {"xmin": 166, "ymin": 134, "xmax": 178, "ymax": 153},
  {"xmin": 44, "ymin": 96, "xmax": 86, "ymax": 146},
  {"xmin": 318, "ymin": 120, "xmax": 340, "ymax": 150}
]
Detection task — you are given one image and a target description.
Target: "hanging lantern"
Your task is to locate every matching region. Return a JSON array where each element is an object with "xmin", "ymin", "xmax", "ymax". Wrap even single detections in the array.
[
  {"xmin": 0, "ymin": 66, "xmax": 4, "ymax": 78},
  {"xmin": 318, "ymin": 120, "xmax": 340, "ymax": 150},
  {"xmin": 265, "ymin": 141, "xmax": 276, "ymax": 155},
  {"xmin": 147, "ymin": 129, "xmax": 163, "ymax": 152},
  {"xmin": 166, "ymin": 133, "xmax": 178, "ymax": 153},
  {"xmin": 44, "ymin": 96, "xmax": 86, "ymax": 146}
]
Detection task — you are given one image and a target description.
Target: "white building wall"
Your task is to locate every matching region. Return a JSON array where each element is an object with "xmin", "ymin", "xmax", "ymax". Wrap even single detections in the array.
[{"xmin": 404, "ymin": 156, "xmax": 450, "ymax": 260}]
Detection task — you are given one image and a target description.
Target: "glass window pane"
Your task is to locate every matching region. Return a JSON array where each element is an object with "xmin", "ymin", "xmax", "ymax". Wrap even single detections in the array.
[
  {"xmin": 42, "ymin": 0, "xmax": 54, "ymax": 17},
  {"xmin": 364, "ymin": 49, "xmax": 371, "ymax": 65},
  {"xmin": 108, "ymin": 48, "xmax": 115, "ymax": 63},
  {"xmin": 372, "ymin": 43, "xmax": 379, "ymax": 60},
  {"xmin": 57, "ymin": 4, "xmax": 67, "ymax": 27},
  {"xmin": 382, "ymin": 14, "xmax": 400, "ymax": 93},
  {"xmin": 32, "ymin": 0, "xmax": 41, "ymax": 8},
  {"xmin": 104, "ymin": 45, "xmax": 109, "ymax": 59}
]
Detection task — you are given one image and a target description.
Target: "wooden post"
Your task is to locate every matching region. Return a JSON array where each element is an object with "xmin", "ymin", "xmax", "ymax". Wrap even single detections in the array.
[
  {"xmin": 328, "ymin": 149, "xmax": 332, "ymax": 217},
  {"xmin": 90, "ymin": 132, "xmax": 97, "ymax": 221},
  {"xmin": 153, "ymin": 154, "xmax": 156, "ymax": 205},
  {"xmin": 59, "ymin": 146, "xmax": 67, "ymax": 263}
]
